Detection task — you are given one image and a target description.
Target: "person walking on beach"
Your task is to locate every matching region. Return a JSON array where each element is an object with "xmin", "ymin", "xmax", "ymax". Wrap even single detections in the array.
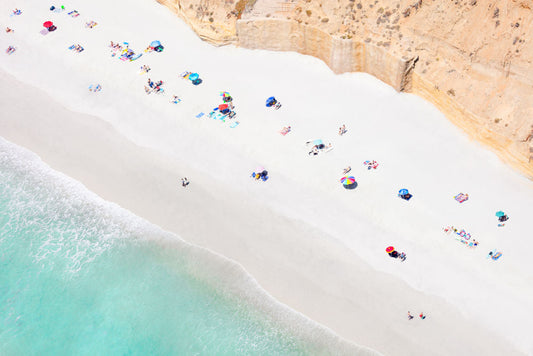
[
  {"xmin": 407, "ymin": 311, "xmax": 414, "ymax": 320},
  {"xmin": 181, "ymin": 177, "xmax": 189, "ymax": 187},
  {"xmin": 419, "ymin": 312, "xmax": 426, "ymax": 320}
]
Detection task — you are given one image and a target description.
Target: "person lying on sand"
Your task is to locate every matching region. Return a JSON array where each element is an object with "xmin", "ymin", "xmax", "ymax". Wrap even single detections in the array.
[
  {"xmin": 6, "ymin": 27, "xmax": 13, "ymax": 33},
  {"xmin": 339, "ymin": 124, "xmax": 347, "ymax": 135},
  {"xmin": 343, "ymin": 166, "xmax": 351, "ymax": 174}
]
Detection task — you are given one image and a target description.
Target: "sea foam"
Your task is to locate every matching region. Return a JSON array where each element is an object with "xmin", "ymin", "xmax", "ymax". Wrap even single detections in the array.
[{"xmin": 0, "ymin": 137, "xmax": 379, "ymax": 355}]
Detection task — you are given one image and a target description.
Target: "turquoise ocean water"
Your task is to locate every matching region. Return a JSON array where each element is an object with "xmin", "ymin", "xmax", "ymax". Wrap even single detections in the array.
[{"xmin": 0, "ymin": 140, "xmax": 362, "ymax": 355}]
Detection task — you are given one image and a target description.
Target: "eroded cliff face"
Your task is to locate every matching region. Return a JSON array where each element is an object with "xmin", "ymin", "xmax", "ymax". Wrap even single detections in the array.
[{"xmin": 160, "ymin": 0, "xmax": 533, "ymax": 178}]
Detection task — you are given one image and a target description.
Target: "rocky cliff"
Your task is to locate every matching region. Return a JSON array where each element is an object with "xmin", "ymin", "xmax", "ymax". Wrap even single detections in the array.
[{"xmin": 158, "ymin": 0, "xmax": 533, "ymax": 178}]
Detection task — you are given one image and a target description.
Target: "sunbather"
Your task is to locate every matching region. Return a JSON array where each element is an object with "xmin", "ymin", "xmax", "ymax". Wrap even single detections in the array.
[
  {"xmin": 6, "ymin": 27, "xmax": 13, "ymax": 33},
  {"xmin": 280, "ymin": 126, "xmax": 291, "ymax": 135},
  {"xmin": 343, "ymin": 166, "xmax": 352, "ymax": 174}
]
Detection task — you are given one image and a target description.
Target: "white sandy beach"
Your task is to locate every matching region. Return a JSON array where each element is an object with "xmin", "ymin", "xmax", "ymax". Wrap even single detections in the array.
[{"xmin": 2, "ymin": 0, "xmax": 533, "ymax": 355}]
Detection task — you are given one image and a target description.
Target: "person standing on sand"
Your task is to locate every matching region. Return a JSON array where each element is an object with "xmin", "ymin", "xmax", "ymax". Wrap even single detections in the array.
[
  {"xmin": 407, "ymin": 311, "xmax": 414, "ymax": 320},
  {"xmin": 181, "ymin": 177, "xmax": 189, "ymax": 187},
  {"xmin": 419, "ymin": 313, "xmax": 426, "ymax": 319}
]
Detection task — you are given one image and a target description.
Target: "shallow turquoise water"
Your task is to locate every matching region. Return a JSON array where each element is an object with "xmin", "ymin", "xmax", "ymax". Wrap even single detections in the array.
[{"xmin": 0, "ymin": 145, "xmax": 310, "ymax": 355}]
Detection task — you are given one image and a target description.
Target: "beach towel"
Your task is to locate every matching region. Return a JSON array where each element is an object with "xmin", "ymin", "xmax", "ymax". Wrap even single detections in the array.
[
  {"xmin": 40, "ymin": 29, "xmax": 49, "ymax": 36},
  {"xmin": 279, "ymin": 127, "xmax": 291, "ymax": 136},
  {"xmin": 454, "ymin": 193, "xmax": 469, "ymax": 203},
  {"xmin": 68, "ymin": 10, "xmax": 80, "ymax": 17},
  {"xmin": 215, "ymin": 112, "xmax": 227, "ymax": 122},
  {"xmin": 196, "ymin": 112, "xmax": 205, "ymax": 118},
  {"xmin": 230, "ymin": 121, "xmax": 240, "ymax": 128}
]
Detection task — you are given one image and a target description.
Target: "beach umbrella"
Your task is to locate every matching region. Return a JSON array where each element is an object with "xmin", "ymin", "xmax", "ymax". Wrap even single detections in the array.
[
  {"xmin": 189, "ymin": 73, "xmax": 199, "ymax": 81},
  {"xmin": 150, "ymin": 40, "xmax": 161, "ymax": 47},
  {"xmin": 399, "ymin": 188, "xmax": 409, "ymax": 196},
  {"xmin": 386, "ymin": 246, "xmax": 395, "ymax": 253},
  {"xmin": 266, "ymin": 96, "xmax": 276, "ymax": 107},
  {"xmin": 218, "ymin": 104, "xmax": 229, "ymax": 111},
  {"xmin": 340, "ymin": 176, "xmax": 357, "ymax": 190},
  {"xmin": 495, "ymin": 211, "xmax": 505, "ymax": 217},
  {"xmin": 340, "ymin": 176, "xmax": 356, "ymax": 185},
  {"xmin": 43, "ymin": 21, "xmax": 53, "ymax": 28}
]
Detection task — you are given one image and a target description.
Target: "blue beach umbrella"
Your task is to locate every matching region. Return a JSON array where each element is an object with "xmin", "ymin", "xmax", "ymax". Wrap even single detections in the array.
[
  {"xmin": 266, "ymin": 96, "xmax": 276, "ymax": 107},
  {"xmin": 150, "ymin": 40, "xmax": 161, "ymax": 47},
  {"xmin": 189, "ymin": 73, "xmax": 199, "ymax": 81},
  {"xmin": 399, "ymin": 189, "xmax": 409, "ymax": 196},
  {"xmin": 495, "ymin": 211, "xmax": 505, "ymax": 217}
]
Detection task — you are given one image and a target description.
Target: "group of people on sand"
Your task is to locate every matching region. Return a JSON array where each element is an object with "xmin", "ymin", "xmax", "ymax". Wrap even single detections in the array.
[
  {"xmin": 145, "ymin": 78, "xmax": 163, "ymax": 94},
  {"xmin": 109, "ymin": 41, "xmax": 122, "ymax": 50},
  {"xmin": 69, "ymin": 44, "xmax": 84, "ymax": 53},
  {"xmin": 140, "ymin": 65, "xmax": 151, "ymax": 74}
]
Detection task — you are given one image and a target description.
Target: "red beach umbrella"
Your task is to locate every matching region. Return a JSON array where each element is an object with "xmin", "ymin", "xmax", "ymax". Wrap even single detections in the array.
[
  {"xmin": 218, "ymin": 104, "xmax": 229, "ymax": 111},
  {"xmin": 43, "ymin": 21, "xmax": 53, "ymax": 28},
  {"xmin": 386, "ymin": 246, "xmax": 395, "ymax": 253}
]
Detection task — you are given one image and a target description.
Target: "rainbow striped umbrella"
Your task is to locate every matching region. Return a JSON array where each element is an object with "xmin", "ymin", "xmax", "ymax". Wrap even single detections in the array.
[{"xmin": 340, "ymin": 176, "xmax": 356, "ymax": 186}]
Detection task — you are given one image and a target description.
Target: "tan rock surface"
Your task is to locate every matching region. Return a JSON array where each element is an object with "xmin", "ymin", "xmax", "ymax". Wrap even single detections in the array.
[{"xmin": 160, "ymin": 0, "xmax": 533, "ymax": 178}]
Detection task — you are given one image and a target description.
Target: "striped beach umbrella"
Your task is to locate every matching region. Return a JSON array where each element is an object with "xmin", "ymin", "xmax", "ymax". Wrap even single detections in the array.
[{"xmin": 340, "ymin": 176, "xmax": 356, "ymax": 186}]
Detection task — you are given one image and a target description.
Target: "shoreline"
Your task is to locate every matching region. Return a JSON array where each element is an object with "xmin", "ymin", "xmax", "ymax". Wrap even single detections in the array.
[{"xmin": 0, "ymin": 68, "xmax": 522, "ymax": 356}]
